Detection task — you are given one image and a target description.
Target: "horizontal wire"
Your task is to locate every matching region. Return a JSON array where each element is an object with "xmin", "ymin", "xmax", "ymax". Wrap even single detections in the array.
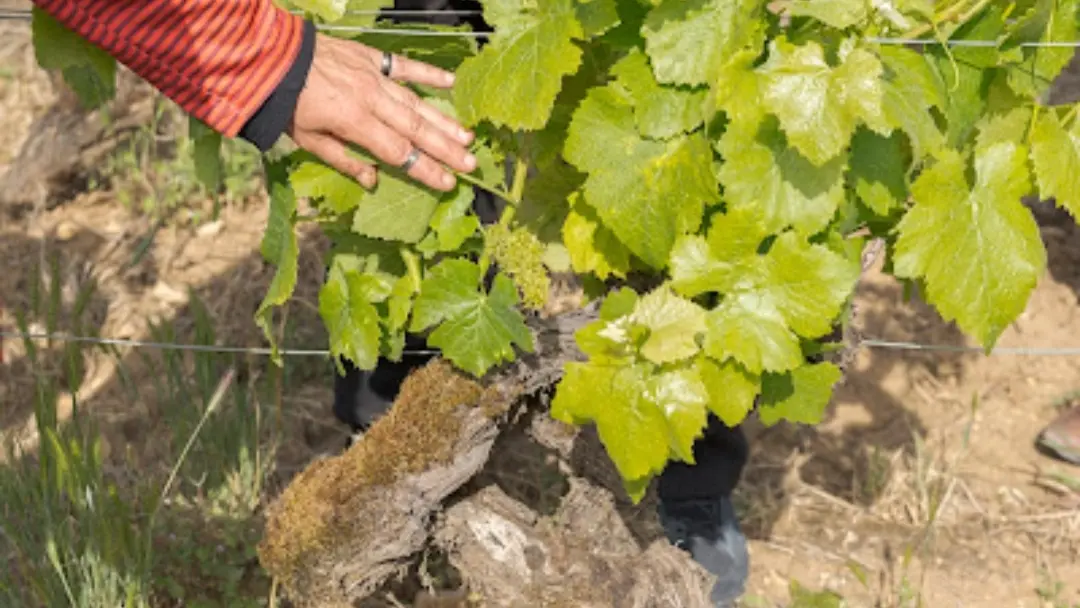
[
  {"xmin": 0, "ymin": 9, "xmax": 1078, "ymax": 45},
  {"xmin": 865, "ymin": 36, "xmax": 1080, "ymax": 48},
  {"xmin": 860, "ymin": 339, "xmax": 1080, "ymax": 356},
  {"xmin": 0, "ymin": 330, "xmax": 439, "ymax": 357},
  {"xmin": 6, "ymin": 330, "xmax": 1080, "ymax": 359}
]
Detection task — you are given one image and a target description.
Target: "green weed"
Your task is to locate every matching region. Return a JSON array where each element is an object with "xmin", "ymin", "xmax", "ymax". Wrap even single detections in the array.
[{"xmin": 0, "ymin": 261, "xmax": 282, "ymax": 607}]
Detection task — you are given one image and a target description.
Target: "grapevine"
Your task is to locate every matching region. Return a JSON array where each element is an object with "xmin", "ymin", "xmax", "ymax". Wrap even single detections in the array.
[{"xmin": 32, "ymin": 0, "xmax": 1080, "ymax": 501}]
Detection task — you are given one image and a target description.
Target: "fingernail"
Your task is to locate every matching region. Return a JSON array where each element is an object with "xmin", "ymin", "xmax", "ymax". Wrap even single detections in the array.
[
  {"xmin": 464, "ymin": 153, "xmax": 477, "ymax": 171},
  {"xmin": 458, "ymin": 128, "xmax": 470, "ymax": 143},
  {"xmin": 445, "ymin": 72, "xmax": 455, "ymax": 85},
  {"xmin": 442, "ymin": 173, "xmax": 455, "ymax": 189}
]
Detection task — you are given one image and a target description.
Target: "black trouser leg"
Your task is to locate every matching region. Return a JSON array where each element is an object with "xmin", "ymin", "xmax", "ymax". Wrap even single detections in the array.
[{"xmin": 657, "ymin": 417, "xmax": 749, "ymax": 503}]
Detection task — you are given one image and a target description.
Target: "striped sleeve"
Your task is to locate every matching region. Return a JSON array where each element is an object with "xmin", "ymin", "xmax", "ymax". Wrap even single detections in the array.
[{"xmin": 30, "ymin": 0, "xmax": 307, "ymax": 138}]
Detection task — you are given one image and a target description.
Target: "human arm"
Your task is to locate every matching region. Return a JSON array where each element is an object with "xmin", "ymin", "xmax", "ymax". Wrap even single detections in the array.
[{"xmin": 29, "ymin": 0, "xmax": 475, "ymax": 191}]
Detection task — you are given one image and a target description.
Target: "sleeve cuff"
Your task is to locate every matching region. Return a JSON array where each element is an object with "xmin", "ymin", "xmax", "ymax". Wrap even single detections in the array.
[{"xmin": 238, "ymin": 20, "xmax": 317, "ymax": 152}]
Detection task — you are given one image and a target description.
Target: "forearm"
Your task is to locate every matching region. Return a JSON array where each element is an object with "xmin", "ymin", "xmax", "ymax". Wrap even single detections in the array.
[{"xmin": 31, "ymin": 0, "xmax": 311, "ymax": 149}]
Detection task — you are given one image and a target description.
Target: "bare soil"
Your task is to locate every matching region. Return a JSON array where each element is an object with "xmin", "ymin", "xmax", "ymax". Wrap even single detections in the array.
[{"xmin": 2, "ymin": 11, "xmax": 1079, "ymax": 607}]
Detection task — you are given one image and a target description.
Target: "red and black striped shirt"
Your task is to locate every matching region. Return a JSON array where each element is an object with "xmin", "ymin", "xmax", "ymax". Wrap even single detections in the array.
[{"xmin": 30, "ymin": 0, "xmax": 310, "ymax": 147}]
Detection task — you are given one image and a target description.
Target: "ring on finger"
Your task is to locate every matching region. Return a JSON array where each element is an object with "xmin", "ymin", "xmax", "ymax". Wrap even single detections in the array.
[
  {"xmin": 380, "ymin": 51, "xmax": 393, "ymax": 77},
  {"xmin": 400, "ymin": 147, "xmax": 422, "ymax": 172}
]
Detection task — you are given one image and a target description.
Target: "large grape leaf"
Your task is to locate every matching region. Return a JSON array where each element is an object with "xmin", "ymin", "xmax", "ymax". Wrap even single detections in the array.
[
  {"xmin": 1031, "ymin": 112, "xmax": 1080, "ymax": 218},
  {"xmin": 32, "ymin": 7, "xmax": 116, "ymax": 109},
  {"xmin": 255, "ymin": 162, "xmax": 300, "ymax": 361},
  {"xmin": 351, "ymin": 174, "xmax": 442, "ymax": 243},
  {"xmin": 760, "ymin": 38, "xmax": 890, "ymax": 166},
  {"xmin": 669, "ymin": 210, "xmax": 859, "ymax": 373},
  {"xmin": 453, "ymin": 0, "xmax": 584, "ymax": 129},
  {"xmin": 894, "ymin": 146, "xmax": 1045, "ymax": 348},
  {"xmin": 641, "ymin": 0, "xmax": 763, "ymax": 86},
  {"xmin": 551, "ymin": 359, "xmax": 710, "ymax": 501},
  {"xmin": 565, "ymin": 85, "xmax": 717, "ymax": 268},
  {"xmin": 611, "ymin": 49, "xmax": 707, "ymax": 139},
  {"xmin": 758, "ymin": 362, "xmax": 842, "ymax": 426},
  {"xmin": 410, "ymin": 259, "xmax": 533, "ymax": 376},
  {"xmin": 319, "ymin": 256, "xmax": 392, "ymax": 371},
  {"xmin": 717, "ymin": 117, "xmax": 846, "ymax": 237}
]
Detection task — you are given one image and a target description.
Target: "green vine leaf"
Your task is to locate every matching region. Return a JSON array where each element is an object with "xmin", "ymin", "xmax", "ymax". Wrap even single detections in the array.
[
  {"xmin": 894, "ymin": 146, "xmax": 1046, "ymax": 348},
  {"xmin": 255, "ymin": 161, "xmax": 301, "ymax": 363},
  {"xmin": 31, "ymin": 7, "xmax": 116, "ymax": 109},
  {"xmin": 626, "ymin": 287, "xmax": 707, "ymax": 365},
  {"xmin": 760, "ymin": 38, "xmax": 890, "ymax": 166},
  {"xmin": 641, "ymin": 0, "xmax": 763, "ymax": 86},
  {"xmin": 290, "ymin": 158, "xmax": 365, "ymax": 216},
  {"xmin": 352, "ymin": 175, "xmax": 444, "ymax": 243},
  {"xmin": 670, "ymin": 210, "xmax": 859, "ymax": 373},
  {"xmin": 611, "ymin": 48, "xmax": 707, "ymax": 140},
  {"xmin": 697, "ymin": 356, "xmax": 761, "ymax": 427},
  {"xmin": 1031, "ymin": 111, "xmax": 1080, "ymax": 218},
  {"xmin": 789, "ymin": 0, "xmax": 869, "ymax": 29},
  {"xmin": 189, "ymin": 118, "xmax": 223, "ymax": 194},
  {"xmin": 717, "ymin": 117, "xmax": 846, "ymax": 237},
  {"xmin": 319, "ymin": 256, "xmax": 392, "ymax": 371},
  {"xmin": 453, "ymin": 0, "xmax": 584, "ymax": 129},
  {"xmin": 849, "ymin": 128, "xmax": 909, "ymax": 215},
  {"xmin": 410, "ymin": 259, "xmax": 534, "ymax": 376},
  {"xmin": 565, "ymin": 85, "xmax": 716, "ymax": 268},
  {"xmin": 552, "ymin": 359, "xmax": 710, "ymax": 501},
  {"xmin": 575, "ymin": 0, "xmax": 620, "ymax": 37},
  {"xmin": 878, "ymin": 46, "xmax": 947, "ymax": 162},
  {"xmin": 758, "ymin": 362, "xmax": 842, "ymax": 426},
  {"xmin": 562, "ymin": 193, "xmax": 632, "ymax": 279}
]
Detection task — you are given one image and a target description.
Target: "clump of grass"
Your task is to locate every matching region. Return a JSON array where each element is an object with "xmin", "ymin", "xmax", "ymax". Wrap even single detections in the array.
[
  {"xmin": 0, "ymin": 262, "xmax": 280, "ymax": 607},
  {"xmin": 96, "ymin": 96, "xmax": 261, "ymax": 221}
]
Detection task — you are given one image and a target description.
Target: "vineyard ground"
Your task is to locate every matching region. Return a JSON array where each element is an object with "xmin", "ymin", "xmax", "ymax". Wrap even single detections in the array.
[{"xmin": 2, "ymin": 6, "xmax": 1080, "ymax": 607}]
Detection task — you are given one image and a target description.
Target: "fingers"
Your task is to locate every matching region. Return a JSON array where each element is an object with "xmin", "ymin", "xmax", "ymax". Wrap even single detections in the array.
[
  {"xmin": 381, "ymin": 79, "xmax": 473, "ymax": 146},
  {"xmin": 298, "ymin": 132, "xmax": 378, "ymax": 189},
  {"xmin": 364, "ymin": 46, "xmax": 457, "ymax": 89},
  {"xmin": 341, "ymin": 117, "xmax": 457, "ymax": 191},
  {"xmin": 371, "ymin": 92, "xmax": 476, "ymax": 176}
]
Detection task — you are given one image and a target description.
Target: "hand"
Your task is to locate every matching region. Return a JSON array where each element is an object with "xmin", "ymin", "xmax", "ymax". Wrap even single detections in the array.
[{"xmin": 287, "ymin": 34, "xmax": 477, "ymax": 192}]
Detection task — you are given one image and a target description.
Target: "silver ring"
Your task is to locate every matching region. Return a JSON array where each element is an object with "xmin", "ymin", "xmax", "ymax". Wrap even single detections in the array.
[
  {"xmin": 380, "ymin": 51, "xmax": 393, "ymax": 77},
  {"xmin": 401, "ymin": 148, "xmax": 421, "ymax": 172}
]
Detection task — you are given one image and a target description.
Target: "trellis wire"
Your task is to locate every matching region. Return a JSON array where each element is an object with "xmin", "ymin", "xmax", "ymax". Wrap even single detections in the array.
[
  {"xmin": 0, "ymin": 330, "xmax": 438, "ymax": 357},
  {"xmin": 1, "ymin": 9, "xmax": 1079, "ymax": 45},
  {"xmin": 5, "ymin": 330, "xmax": 1080, "ymax": 359}
]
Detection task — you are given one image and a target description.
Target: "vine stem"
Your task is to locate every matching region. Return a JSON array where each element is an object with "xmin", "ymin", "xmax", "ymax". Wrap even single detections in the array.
[
  {"xmin": 477, "ymin": 155, "xmax": 529, "ymax": 279},
  {"xmin": 1063, "ymin": 104, "xmax": 1080, "ymax": 128},
  {"xmin": 903, "ymin": 0, "xmax": 991, "ymax": 39},
  {"xmin": 455, "ymin": 170, "xmax": 517, "ymax": 204}
]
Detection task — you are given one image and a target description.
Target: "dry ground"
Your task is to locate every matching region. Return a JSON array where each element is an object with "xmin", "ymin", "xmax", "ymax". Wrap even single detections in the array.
[{"xmin": 2, "ymin": 9, "xmax": 1079, "ymax": 607}]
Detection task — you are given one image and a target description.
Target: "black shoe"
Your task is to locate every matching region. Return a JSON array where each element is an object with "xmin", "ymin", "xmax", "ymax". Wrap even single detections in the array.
[{"xmin": 657, "ymin": 496, "xmax": 749, "ymax": 607}]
